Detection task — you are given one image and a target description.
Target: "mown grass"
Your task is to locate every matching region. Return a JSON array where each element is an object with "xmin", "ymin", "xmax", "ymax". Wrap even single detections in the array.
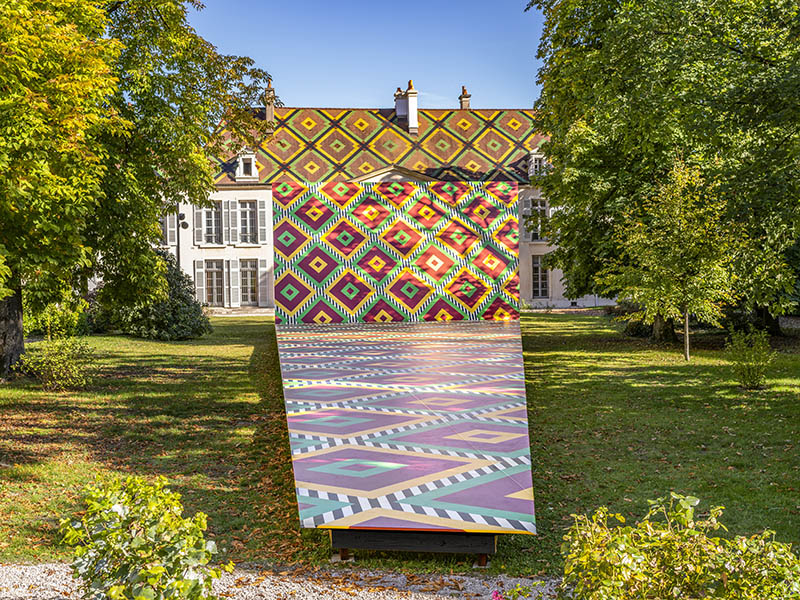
[{"xmin": 0, "ymin": 314, "xmax": 798, "ymax": 577}]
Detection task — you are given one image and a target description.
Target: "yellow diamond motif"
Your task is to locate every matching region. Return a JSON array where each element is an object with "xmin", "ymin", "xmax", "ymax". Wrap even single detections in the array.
[
  {"xmin": 301, "ymin": 117, "xmax": 317, "ymax": 130},
  {"xmin": 413, "ymin": 161, "xmax": 428, "ymax": 171},
  {"xmin": 493, "ymin": 308, "xmax": 512, "ymax": 321},
  {"xmin": 304, "ymin": 161, "xmax": 321, "ymax": 175},
  {"xmin": 507, "ymin": 118, "xmax": 522, "ymax": 131},
  {"xmin": 457, "ymin": 118, "xmax": 472, "ymax": 131},
  {"xmin": 359, "ymin": 162, "xmax": 374, "ymax": 174},
  {"xmin": 374, "ymin": 310, "xmax": 393, "ymax": 323},
  {"xmin": 306, "ymin": 206, "xmax": 324, "ymax": 221},
  {"xmin": 363, "ymin": 205, "xmax": 380, "ymax": 220},
  {"xmin": 308, "ymin": 256, "xmax": 327, "ymax": 273},
  {"xmin": 313, "ymin": 311, "xmax": 333, "ymax": 324},
  {"xmin": 465, "ymin": 160, "xmax": 481, "ymax": 171},
  {"xmin": 368, "ymin": 256, "xmax": 386, "ymax": 271},
  {"xmin": 419, "ymin": 206, "xmax": 436, "ymax": 220},
  {"xmin": 474, "ymin": 205, "xmax": 490, "ymax": 218},
  {"xmin": 483, "ymin": 255, "xmax": 501, "ymax": 270},
  {"xmin": 354, "ymin": 118, "xmax": 369, "ymax": 131},
  {"xmin": 426, "ymin": 255, "xmax": 445, "ymax": 270},
  {"xmin": 435, "ymin": 309, "xmax": 454, "ymax": 321}
]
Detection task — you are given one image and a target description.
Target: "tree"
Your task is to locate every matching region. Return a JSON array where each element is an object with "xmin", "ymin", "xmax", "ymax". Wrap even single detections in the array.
[
  {"xmin": 0, "ymin": 0, "xmax": 271, "ymax": 375},
  {"xmin": 0, "ymin": 0, "xmax": 122, "ymax": 374},
  {"xmin": 602, "ymin": 161, "xmax": 738, "ymax": 360},
  {"xmin": 527, "ymin": 0, "xmax": 800, "ymax": 326}
]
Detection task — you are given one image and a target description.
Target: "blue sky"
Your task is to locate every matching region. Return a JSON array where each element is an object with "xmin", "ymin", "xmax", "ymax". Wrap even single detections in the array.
[{"xmin": 187, "ymin": 1, "xmax": 544, "ymax": 109}]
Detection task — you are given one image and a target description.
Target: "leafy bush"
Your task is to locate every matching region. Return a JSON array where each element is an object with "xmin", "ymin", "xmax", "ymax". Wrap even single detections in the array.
[
  {"xmin": 23, "ymin": 293, "xmax": 89, "ymax": 339},
  {"xmin": 493, "ymin": 494, "xmax": 800, "ymax": 600},
  {"xmin": 726, "ymin": 327, "xmax": 776, "ymax": 389},
  {"xmin": 60, "ymin": 476, "xmax": 232, "ymax": 600},
  {"xmin": 16, "ymin": 337, "xmax": 94, "ymax": 390},
  {"xmin": 116, "ymin": 249, "xmax": 211, "ymax": 341}
]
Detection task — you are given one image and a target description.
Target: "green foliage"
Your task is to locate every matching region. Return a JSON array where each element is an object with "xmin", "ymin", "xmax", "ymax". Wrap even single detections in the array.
[
  {"xmin": 555, "ymin": 493, "xmax": 800, "ymax": 599},
  {"xmin": 115, "ymin": 250, "xmax": 211, "ymax": 341},
  {"xmin": 726, "ymin": 328, "xmax": 776, "ymax": 390},
  {"xmin": 60, "ymin": 476, "xmax": 233, "ymax": 600},
  {"xmin": 17, "ymin": 337, "xmax": 93, "ymax": 390},
  {"xmin": 601, "ymin": 161, "xmax": 737, "ymax": 358},
  {"xmin": 529, "ymin": 0, "xmax": 800, "ymax": 318},
  {"xmin": 23, "ymin": 287, "xmax": 88, "ymax": 339}
]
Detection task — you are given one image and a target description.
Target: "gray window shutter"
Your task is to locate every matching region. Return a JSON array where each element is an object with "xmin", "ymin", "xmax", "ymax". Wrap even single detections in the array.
[
  {"xmin": 258, "ymin": 259, "xmax": 270, "ymax": 307},
  {"xmin": 230, "ymin": 200, "xmax": 239, "ymax": 244},
  {"xmin": 194, "ymin": 260, "xmax": 205, "ymax": 303},
  {"xmin": 223, "ymin": 201, "xmax": 230, "ymax": 245},
  {"xmin": 194, "ymin": 206, "xmax": 203, "ymax": 244},
  {"xmin": 168, "ymin": 213, "xmax": 177, "ymax": 245},
  {"xmin": 230, "ymin": 259, "xmax": 240, "ymax": 307},
  {"xmin": 258, "ymin": 199, "xmax": 267, "ymax": 244}
]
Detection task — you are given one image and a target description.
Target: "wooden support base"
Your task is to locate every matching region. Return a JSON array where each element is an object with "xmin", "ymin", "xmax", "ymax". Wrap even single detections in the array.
[{"xmin": 329, "ymin": 529, "xmax": 497, "ymax": 556}]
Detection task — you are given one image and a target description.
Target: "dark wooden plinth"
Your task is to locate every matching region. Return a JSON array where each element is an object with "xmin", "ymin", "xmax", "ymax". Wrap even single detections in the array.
[{"xmin": 329, "ymin": 529, "xmax": 497, "ymax": 555}]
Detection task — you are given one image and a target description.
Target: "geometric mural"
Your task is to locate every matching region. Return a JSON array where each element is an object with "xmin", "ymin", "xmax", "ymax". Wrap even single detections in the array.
[
  {"xmin": 276, "ymin": 319, "xmax": 536, "ymax": 534},
  {"xmin": 215, "ymin": 108, "xmax": 545, "ymax": 185},
  {"xmin": 273, "ymin": 181, "xmax": 520, "ymax": 324}
]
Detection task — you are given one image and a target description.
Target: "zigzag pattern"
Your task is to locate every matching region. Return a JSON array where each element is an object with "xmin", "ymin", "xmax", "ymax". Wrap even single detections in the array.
[
  {"xmin": 277, "ymin": 320, "xmax": 536, "ymax": 534},
  {"xmin": 273, "ymin": 180, "xmax": 520, "ymax": 324}
]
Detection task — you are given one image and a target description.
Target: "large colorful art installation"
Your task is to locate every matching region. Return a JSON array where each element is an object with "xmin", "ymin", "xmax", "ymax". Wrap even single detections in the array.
[{"xmin": 273, "ymin": 180, "xmax": 535, "ymax": 541}]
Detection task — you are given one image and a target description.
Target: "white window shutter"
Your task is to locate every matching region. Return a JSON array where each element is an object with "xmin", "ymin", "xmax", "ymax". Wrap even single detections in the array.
[
  {"xmin": 230, "ymin": 200, "xmax": 239, "ymax": 244},
  {"xmin": 194, "ymin": 206, "xmax": 203, "ymax": 244},
  {"xmin": 194, "ymin": 260, "xmax": 205, "ymax": 303},
  {"xmin": 230, "ymin": 259, "xmax": 240, "ymax": 307},
  {"xmin": 224, "ymin": 260, "xmax": 231, "ymax": 307},
  {"xmin": 168, "ymin": 214, "xmax": 177, "ymax": 245},
  {"xmin": 258, "ymin": 199, "xmax": 268, "ymax": 244},
  {"xmin": 223, "ymin": 201, "xmax": 230, "ymax": 245},
  {"xmin": 258, "ymin": 259, "xmax": 270, "ymax": 307}
]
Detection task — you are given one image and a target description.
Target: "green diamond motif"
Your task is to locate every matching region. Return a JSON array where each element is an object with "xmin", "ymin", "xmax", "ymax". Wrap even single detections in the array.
[
  {"xmin": 333, "ymin": 182, "xmax": 348, "ymax": 195},
  {"xmin": 400, "ymin": 282, "xmax": 418, "ymax": 298},
  {"xmin": 436, "ymin": 139, "xmax": 451, "ymax": 151},
  {"xmin": 282, "ymin": 284, "xmax": 300, "ymax": 301},
  {"xmin": 342, "ymin": 282, "xmax": 360, "ymax": 300},
  {"xmin": 450, "ymin": 231, "xmax": 467, "ymax": 244},
  {"xmin": 278, "ymin": 231, "xmax": 297, "ymax": 245},
  {"xmin": 337, "ymin": 231, "xmax": 355, "ymax": 245},
  {"xmin": 488, "ymin": 139, "xmax": 502, "ymax": 152},
  {"xmin": 331, "ymin": 139, "xmax": 345, "ymax": 152},
  {"xmin": 394, "ymin": 231, "xmax": 411, "ymax": 245}
]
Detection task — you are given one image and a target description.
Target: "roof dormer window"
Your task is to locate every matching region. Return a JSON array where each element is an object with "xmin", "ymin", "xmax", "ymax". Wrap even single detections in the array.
[
  {"xmin": 235, "ymin": 148, "xmax": 259, "ymax": 182},
  {"xmin": 529, "ymin": 151, "xmax": 548, "ymax": 178}
]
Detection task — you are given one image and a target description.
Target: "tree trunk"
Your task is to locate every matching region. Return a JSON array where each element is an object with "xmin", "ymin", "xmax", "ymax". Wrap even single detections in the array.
[
  {"xmin": 683, "ymin": 310, "xmax": 690, "ymax": 361},
  {"xmin": 758, "ymin": 307, "xmax": 782, "ymax": 336},
  {"xmin": 652, "ymin": 314, "xmax": 678, "ymax": 343},
  {"xmin": 0, "ymin": 273, "xmax": 24, "ymax": 377}
]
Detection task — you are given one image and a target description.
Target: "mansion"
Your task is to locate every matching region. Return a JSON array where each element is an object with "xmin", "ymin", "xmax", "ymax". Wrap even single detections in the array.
[{"xmin": 159, "ymin": 82, "xmax": 613, "ymax": 310}]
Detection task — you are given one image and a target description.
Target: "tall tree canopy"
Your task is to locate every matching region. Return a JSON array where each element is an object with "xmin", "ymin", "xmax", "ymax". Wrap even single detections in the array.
[
  {"xmin": 0, "ymin": 0, "xmax": 271, "ymax": 374},
  {"xmin": 528, "ymin": 0, "xmax": 800, "ymax": 325}
]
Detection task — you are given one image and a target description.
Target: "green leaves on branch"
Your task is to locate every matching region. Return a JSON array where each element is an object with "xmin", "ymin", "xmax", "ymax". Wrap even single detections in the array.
[{"xmin": 60, "ymin": 476, "xmax": 233, "ymax": 600}]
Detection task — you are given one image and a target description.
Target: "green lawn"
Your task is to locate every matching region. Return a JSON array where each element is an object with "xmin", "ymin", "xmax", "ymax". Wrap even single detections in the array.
[{"xmin": 0, "ymin": 314, "xmax": 798, "ymax": 576}]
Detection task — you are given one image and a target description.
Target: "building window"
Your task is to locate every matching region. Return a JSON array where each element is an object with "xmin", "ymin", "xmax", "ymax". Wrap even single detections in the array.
[
  {"xmin": 205, "ymin": 260, "xmax": 224, "ymax": 306},
  {"xmin": 521, "ymin": 198, "xmax": 547, "ymax": 242},
  {"xmin": 235, "ymin": 150, "xmax": 258, "ymax": 181},
  {"xmin": 242, "ymin": 158, "xmax": 253, "ymax": 177},
  {"xmin": 204, "ymin": 202, "xmax": 222, "ymax": 244},
  {"xmin": 159, "ymin": 216, "xmax": 169, "ymax": 246},
  {"xmin": 239, "ymin": 201, "xmax": 258, "ymax": 244},
  {"xmin": 532, "ymin": 256, "xmax": 549, "ymax": 298},
  {"xmin": 240, "ymin": 259, "xmax": 258, "ymax": 306},
  {"xmin": 529, "ymin": 151, "xmax": 548, "ymax": 178}
]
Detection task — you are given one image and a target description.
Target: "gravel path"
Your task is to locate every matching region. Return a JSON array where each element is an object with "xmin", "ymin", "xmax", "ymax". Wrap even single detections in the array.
[{"xmin": 0, "ymin": 563, "xmax": 560, "ymax": 599}]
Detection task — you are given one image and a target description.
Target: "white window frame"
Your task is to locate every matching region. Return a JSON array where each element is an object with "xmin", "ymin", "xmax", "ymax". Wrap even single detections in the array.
[
  {"xmin": 238, "ymin": 200, "xmax": 259, "ymax": 245},
  {"xmin": 235, "ymin": 149, "xmax": 259, "ymax": 182},
  {"xmin": 529, "ymin": 150, "xmax": 549, "ymax": 178},
  {"xmin": 521, "ymin": 197, "xmax": 548, "ymax": 242},
  {"xmin": 240, "ymin": 258, "xmax": 259, "ymax": 306},
  {"xmin": 205, "ymin": 259, "xmax": 224, "ymax": 306},
  {"xmin": 532, "ymin": 256, "xmax": 549, "ymax": 299},
  {"xmin": 204, "ymin": 201, "xmax": 223, "ymax": 245}
]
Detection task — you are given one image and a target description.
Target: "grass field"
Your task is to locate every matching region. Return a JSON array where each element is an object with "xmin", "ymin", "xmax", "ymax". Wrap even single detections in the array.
[{"xmin": 1, "ymin": 314, "xmax": 798, "ymax": 576}]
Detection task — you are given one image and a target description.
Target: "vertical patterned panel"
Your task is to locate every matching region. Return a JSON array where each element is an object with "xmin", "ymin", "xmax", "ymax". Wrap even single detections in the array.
[
  {"xmin": 194, "ymin": 207, "xmax": 203, "ymax": 244},
  {"xmin": 258, "ymin": 258, "xmax": 270, "ymax": 307},
  {"xmin": 272, "ymin": 181, "xmax": 519, "ymax": 325},
  {"xmin": 193, "ymin": 260, "xmax": 205, "ymax": 303},
  {"xmin": 230, "ymin": 200, "xmax": 239, "ymax": 244},
  {"xmin": 230, "ymin": 259, "xmax": 240, "ymax": 307},
  {"xmin": 167, "ymin": 214, "xmax": 177, "ymax": 245},
  {"xmin": 258, "ymin": 199, "xmax": 268, "ymax": 243}
]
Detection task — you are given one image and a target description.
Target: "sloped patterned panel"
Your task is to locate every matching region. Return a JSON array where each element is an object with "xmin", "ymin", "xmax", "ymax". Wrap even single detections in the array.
[
  {"xmin": 279, "ymin": 320, "xmax": 536, "ymax": 535},
  {"xmin": 215, "ymin": 108, "xmax": 544, "ymax": 185},
  {"xmin": 273, "ymin": 181, "xmax": 520, "ymax": 324}
]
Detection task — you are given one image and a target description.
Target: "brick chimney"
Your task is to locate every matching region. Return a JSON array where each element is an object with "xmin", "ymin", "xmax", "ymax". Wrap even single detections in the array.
[
  {"xmin": 459, "ymin": 85, "xmax": 471, "ymax": 109},
  {"xmin": 394, "ymin": 80, "xmax": 418, "ymax": 135},
  {"xmin": 265, "ymin": 78, "xmax": 276, "ymax": 130}
]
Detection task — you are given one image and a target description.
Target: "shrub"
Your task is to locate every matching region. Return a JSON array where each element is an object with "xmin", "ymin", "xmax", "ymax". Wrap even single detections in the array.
[
  {"xmin": 17, "ymin": 337, "xmax": 94, "ymax": 390},
  {"xmin": 60, "ymin": 476, "xmax": 232, "ymax": 600},
  {"xmin": 116, "ymin": 249, "xmax": 211, "ymax": 341},
  {"xmin": 23, "ymin": 295, "xmax": 89, "ymax": 339},
  {"xmin": 493, "ymin": 494, "xmax": 800, "ymax": 600},
  {"xmin": 726, "ymin": 327, "xmax": 776, "ymax": 389}
]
